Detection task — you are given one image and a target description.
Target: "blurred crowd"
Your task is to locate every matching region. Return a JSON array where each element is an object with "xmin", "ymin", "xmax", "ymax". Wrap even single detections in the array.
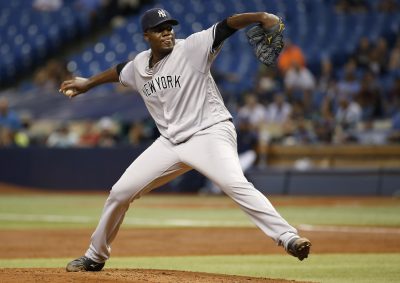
[
  {"xmin": 1, "ymin": 25, "xmax": 400, "ymax": 155},
  {"xmin": 33, "ymin": 0, "xmax": 143, "ymax": 15},
  {"xmin": 0, "ymin": 103, "xmax": 159, "ymax": 148},
  {"xmin": 335, "ymin": 0, "xmax": 399, "ymax": 13},
  {"xmin": 233, "ymin": 31, "xmax": 400, "ymax": 149}
]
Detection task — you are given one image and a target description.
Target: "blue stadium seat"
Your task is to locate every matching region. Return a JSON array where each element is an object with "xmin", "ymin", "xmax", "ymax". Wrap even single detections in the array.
[
  {"xmin": 2, "ymin": 0, "xmax": 400, "ymax": 119},
  {"xmin": 0, "ymin": 0, "xmax": 91, "ymax": 85}
]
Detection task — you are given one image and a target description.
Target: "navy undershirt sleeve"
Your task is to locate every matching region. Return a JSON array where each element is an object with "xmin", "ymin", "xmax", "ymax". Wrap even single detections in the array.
[
  {"xmin": 116, "ymin": 61, "xmax": 128, "ymax": 76},
  {"xmin": 212, "ymin": 18, "xmax": 238, "ymax": 50}
]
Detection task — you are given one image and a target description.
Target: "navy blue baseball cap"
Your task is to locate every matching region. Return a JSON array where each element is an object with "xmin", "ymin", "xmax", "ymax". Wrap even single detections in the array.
[{"xmin": 141, "ymin": 8, "xmax": 179, "ymax": 32}]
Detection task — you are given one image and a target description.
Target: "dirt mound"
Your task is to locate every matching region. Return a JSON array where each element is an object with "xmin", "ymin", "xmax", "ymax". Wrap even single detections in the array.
[{"xmin": 0, "ymin": 268, "xmax": 308, "ymax": 283}]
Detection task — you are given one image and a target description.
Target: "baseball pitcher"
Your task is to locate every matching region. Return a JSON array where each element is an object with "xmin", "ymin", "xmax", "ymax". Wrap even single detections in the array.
[{"xmin": 60, "ymin": 8, "xmax": 311, "ymax": 272}]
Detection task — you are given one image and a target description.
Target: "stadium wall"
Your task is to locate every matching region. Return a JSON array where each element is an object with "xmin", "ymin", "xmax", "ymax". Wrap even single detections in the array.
[{"xmin": 0, "ymin": 148, "xmax": 399, "ymax": 195}]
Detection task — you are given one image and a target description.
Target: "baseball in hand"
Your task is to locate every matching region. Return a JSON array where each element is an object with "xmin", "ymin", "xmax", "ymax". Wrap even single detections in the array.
[{"xmin": 65, "ymin": 89, "xmax": 74, "ymax": 96}]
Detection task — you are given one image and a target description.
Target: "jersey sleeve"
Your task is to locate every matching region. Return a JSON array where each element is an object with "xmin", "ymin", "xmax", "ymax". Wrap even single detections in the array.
[
  {"xmin": 119, "ymin": 60, "xmax": 137, "ymax": 90},
  {"xmin": 183, "ymin": 24, "xmax": 222, "ymax": 73}
]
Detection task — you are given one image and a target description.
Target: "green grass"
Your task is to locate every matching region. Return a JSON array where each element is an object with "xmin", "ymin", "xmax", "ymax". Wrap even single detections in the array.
[
  {"xmin": 1, "ymin": 194, "xmax": 400, "ymax": 282},
  {"xmin": 277, "ymin": 206, "xmax": 400, "ymax": 226},
  {"xmin": 1, "ymin": 254, "xmax": 399, "ymax": 283},
  {"xmin": 0, "ymin": 194, "xmax": 399, "ymax": 229}
]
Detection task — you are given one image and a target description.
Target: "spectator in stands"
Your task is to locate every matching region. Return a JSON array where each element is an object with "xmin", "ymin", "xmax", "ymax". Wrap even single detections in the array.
[
  {"xmin": 314, "ymin": 58, "xmax": 336, "ymax": 112},
  {"xmin": 75, "ymin": 0, "xmax": 103, "ymax": 13},
  {"xmin": 335, "ymin": 0, "xmax": 369, "ymax": 13},
  {"xmin": 117, "ymin": 0, "xmax": 141, "ymax": 12},
  {"xmin": 335, "ymin": 96, "xmax": 362, "ymax": 142},
  {"xmin": 355, "ymin": 71, "xmax": 383, "ymax": 120},
  {"xmin": 314, "ymin": 89, "xmax": 336, "ymax": 144},
  {"xmin": 34, "ymin": 59, "xmax": 72, "ymax": 91},
  {"xmin": 291, "ymin": 117, "xmax": 317, "ymax": 145},
  {"xmin": 236, "ymin": 118, "xmax": 258, "ymax": 163},
  {"xmin": 33, "ymin": 0, "xmax": 63, "ymax": 12},
  {"xmin": 277, "ymin": 38, "xmax": 306, "ymax": 74},
  {"xmin": 0, "ymin": 127, "xmax": 15, "ymax": 147},
  {"xmin": 384, "ymin": 77, "xmax": 400, "ymax": 117},
  {"xmin": 74, "ymin": 0, "xmax": 117, "ymax": 25},
  {"xmin": 278, "ymin": 101, "xmax": 306, "ymax": 143},
  {"xmin": 265, "ymin": 93, "xmax": 292, "ymax": 124},
  {"xmin": 392, "ymin": 109, "xmax": 400, "ymax": 130},
  {"xmin": 387, "ymin": 108, "xmax": 400, "ymax": 143},
  {"xmin": 368, "ymin": 37, "xmax": 389, "ymax": 76},
  {"xmin": 237, "ymin": 93, "xmax": 267, "ymax": 130},
  {"xmin": 313, "ymin": 116, "xmax": 335, "ymax": 144},
  {"xmin": 317, "ymin": 58, "xmax": 335, "ymax": 94},
  {"xmin": 388, "ymin": 36, "xmax": 400, "ymax": 74},
  {"xmin": 46, "ymin": 122, "xmax": 79, "ymax": 148},
  {"xmin": 0, "ymin": 97, "xmax": 21, "ymax": 131},
  {"xmin": 378, "ymin": 0, "xmax": 399, "ymax": 13},
  {"xmin": 127, "ymin": 121, "xmax": 147, "ymax": 147},
  {"xmin": 353, "ymin": 37, "xmax": 372, "ymax": 70},
  {"xmin": 320, "ymin": 89, "xmax": 335, "ymax": 121},
  {"xmin": 284, "ymin": 61, "xmax": 316, "ymax": 111},
  {"xmin": 79, "ymin": 121, "xmax": 100, "ymax": 147},
  {"xmin": 254, "ymin": 66, "xmax": 282, "ymax": 103},
  {"xmin": 356, "ymin": 120, "xmax": 388, "ymax": 145},
  {"xmin": 0, "ymin": 98, "xmax": 27, "ymax": 148},
  {"xmin": 336, "ymin": 59, "xmax": 361, "ymax": 101},
  {"xmin": 284, "ymin": 62, "xmax": 315, "ymax": 92},
  {"xmin": 96, "ymin": 117, "xmax": 119, "ymax": 147},
  {"xmin": 14, "ymin": 113, "xmax": 34, "ymax": 147}
]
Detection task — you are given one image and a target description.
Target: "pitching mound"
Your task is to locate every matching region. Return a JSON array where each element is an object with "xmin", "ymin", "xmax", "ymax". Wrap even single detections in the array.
[{"xmin": 0, "ymin": 268, "xmax": 308, "ymax": 283}]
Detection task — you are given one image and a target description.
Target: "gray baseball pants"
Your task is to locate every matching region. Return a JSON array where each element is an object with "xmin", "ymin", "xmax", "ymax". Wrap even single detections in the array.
[{"xmin": 85, "ymin": 120, "xmax": 298, "ymax": 263}]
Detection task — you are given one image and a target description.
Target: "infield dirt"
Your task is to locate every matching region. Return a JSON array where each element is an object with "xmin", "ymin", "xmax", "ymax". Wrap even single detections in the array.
[
  {"xmin": 1, "ymin": 226, "xmax": 400, "ymax": 282},
  {"xmin": 1, "ymin": 184, "xmax": 399, "ymax": 282}
]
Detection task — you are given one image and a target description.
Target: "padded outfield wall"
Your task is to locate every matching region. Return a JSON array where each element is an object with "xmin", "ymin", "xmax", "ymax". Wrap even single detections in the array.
[{"xmin": 0, "ymin": 147, "xmax": 399, "ymax": 195}]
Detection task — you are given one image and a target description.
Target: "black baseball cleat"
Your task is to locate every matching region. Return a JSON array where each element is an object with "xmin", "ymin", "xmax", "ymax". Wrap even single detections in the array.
[
  {"xmin": 286, "ymin": 237, "xmax": 311, "ymax": 261},
  {"xmin": 66, "ymin": 256, "xmax": 105, "ymax": 272}
]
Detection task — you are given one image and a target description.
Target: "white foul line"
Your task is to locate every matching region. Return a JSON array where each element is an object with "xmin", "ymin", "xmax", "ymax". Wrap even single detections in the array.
[
  {"xmin": 0, "ymin": 213, "xmax": 92, "ymax": 223},
  {"xmin": 298, "ymin": 224, "xmax": 400, "ymax": 234},
  {"xmin": 1, "ymin": 214, "xmax": 399, "ymax": 233},
  {"xmin": 123, "ymin": 218, "xmax": 249, "ymax": 227},
  {"xmin": 0, "ymin": 213, "xmax": 249, "ymax": 227}
]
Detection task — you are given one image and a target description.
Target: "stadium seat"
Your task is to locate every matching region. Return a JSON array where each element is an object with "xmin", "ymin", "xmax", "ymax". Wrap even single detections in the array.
[{"xmin": 2, "ymin": 0, "xmax": 400, "ymax": 120}]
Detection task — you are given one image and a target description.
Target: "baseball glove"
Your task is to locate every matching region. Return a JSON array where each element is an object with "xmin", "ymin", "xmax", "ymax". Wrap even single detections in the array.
[{"xmin": 246, "ymin": 19, "xmax": 285, "ymax": 67}]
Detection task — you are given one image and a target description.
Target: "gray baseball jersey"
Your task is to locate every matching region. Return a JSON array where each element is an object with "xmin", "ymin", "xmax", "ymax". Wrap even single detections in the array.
[{"xmin": 119, "ymin": 24, "xmax": 232, "ymax": 144}]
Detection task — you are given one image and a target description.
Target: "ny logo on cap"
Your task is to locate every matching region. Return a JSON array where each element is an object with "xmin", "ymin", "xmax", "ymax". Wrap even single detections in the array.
[{"xmin": 158, "ymin": 9, "xmax": 166, "ymax": 17}]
